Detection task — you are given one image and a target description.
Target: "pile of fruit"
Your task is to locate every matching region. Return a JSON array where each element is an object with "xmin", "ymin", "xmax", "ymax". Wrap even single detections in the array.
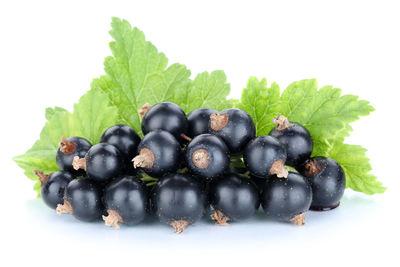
[{"xmin": 34, "ymin": 102, "xmax": 346, "ymax": 233}]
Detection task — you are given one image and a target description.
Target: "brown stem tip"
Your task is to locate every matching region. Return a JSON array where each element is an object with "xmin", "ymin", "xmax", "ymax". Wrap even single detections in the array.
[
  {"xmin": 192, "ymin": 149, "xmax": 210, "ymax": 169},
  {"xmin": 169, "ymin": 220, "xmax": 190, "ymax": 234},
  {"xmin": 139, "ymin": 103, "xmax": 152, "ymax": 118},
  {"xmin": 211, "ymin": 210, "xmax": 230, "ymax": 226},
  {"xmin": 103, "ymin": 209, "xmax": 124, "ymax": 229},
  {"xmin": 273, "ymin": 115, "xmax": 293, "ymax": 131},
  {"xmin": 290, "ymin": 212, "xmax": 306, "ymax": 226},
  {"xmin": 210, "ymin": 113, "xmax": 229, "ymax": 131},
  {"xmin": 59, "ymin": 136, "xmax": 77, "ymax": 155},
  {"xmin": 304, "ymin": 159, "xmax": 324, "ymax": 177},
  {"xmin": 269, "ymin": 159, "xmax": 288, "ymax": 178},
  {"xmin": 72, "ymin": 156, "xmax": 87, "ymax": 171},
  {"xmin": 56, "ymin": 200, "xmax": 73, "ymax": 215},
  {"xmin": 132, "ymin": 148, "xmax": 155, "ymax": 169},
  {"xmin": 33, "ymin": 170, "xmax": 50, "ymax": 185},
  {"xmin": 180, "ymin": 134, "xmax": 193, "ymax": 142}
]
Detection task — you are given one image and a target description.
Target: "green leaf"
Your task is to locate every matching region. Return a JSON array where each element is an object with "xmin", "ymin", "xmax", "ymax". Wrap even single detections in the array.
[
  {"xmin": 72, "ymin": 88, "xmax": 121, "ymax": 144},
  {"xmin": 14, "ymin": 110, "xmax": 73, "ymax": 196},
  {"xmin": 280, "ymin": 80, "xmax": 374, "ymax": 142},
  {"xmin": 95, "ymin": 17, "xmax": 192, "ymax": 132},
  {"xmin": 175, "ymin": 70, "xmax": 231, "ymax": 113},
  {"xmin": 45, "ymin": 107, "xmax": 68, "ymax": 120},
  {"xmin": 239, "ymin": 77, "xmax": 383, "ymax": 194},
  {"xmin": 238, "ymin": 77, "xmax": 280, "ymax": 135},
  {"xmin": 323, "ymin": 141, "xmax": 386, "ymax": 195},
  {"xmin": 14, "ymin": 88, "xmax": 120, "ymax": 196}
]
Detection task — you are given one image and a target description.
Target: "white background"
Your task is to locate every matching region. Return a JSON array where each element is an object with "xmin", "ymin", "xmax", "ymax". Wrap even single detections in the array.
[{"xmin": 1, "ymin": 1, "xmax": 399, "ymax": 266}]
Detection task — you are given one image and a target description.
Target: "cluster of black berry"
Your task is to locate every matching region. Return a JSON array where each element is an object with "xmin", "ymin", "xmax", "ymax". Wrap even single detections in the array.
[{"xmin": 35, "ymin": 102, "xmax": 345, "ymax": 233}]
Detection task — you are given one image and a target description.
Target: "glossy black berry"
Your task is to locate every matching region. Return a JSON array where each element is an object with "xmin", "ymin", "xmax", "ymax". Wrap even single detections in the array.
[
  {"xmin": 261, "ymin": 172, "xmax": 312, "ymax": 225},
  {"xmin": 100, "ymin": 125, "xmax": 141, "ymax": 167},
  {"xmin": 187, "ymin": 108, "xmax": 217, "ymax": 138},
  {"xmin": 103, "ymin": 176, "xmax": 148, "ymax": 228},
  {"xmin": 298, "ymin": 157, "xmax": 345, "ymax": 211},
  {"xmin": 184, "ymin": 134, "xmax": 230, "ymax": 180},
  {"xmin": 209, "ymin": 173, "xmax": 259, "ymax": 224},
  {"xmin": 73, "ymin": 143, "xmax": 124, "ymax": 183},
  {"xmin": 57, "ymin": 178, "xmax": 103, "ymax": 222},
  {"xmin": 269, "ymin": 115, "xmax": 313, "ymax": 167},
  {"xmin": 244, "ymin": 135, "xmax": 288, "ymax": 178},
  {"xmin": 151, "ymin": 173, "xmax": 206, "ymax": 233},
  {"xmin": 56, "ymin": 136, "xmax": 91, "ymax": 176},
  {"xmin": 34, "ymin": 170, "xmax": 75, "ymax": 209},
  {"xmin": 133, "ymin": 130, "xmax": 181, "ymax": 177},
  {"xmin": 141, "ymin": 102, "xmax": 188, "ymax": 141},
  {"xmin": 208, "ymin": 108, "xmax": 255, "ymax": 155}
]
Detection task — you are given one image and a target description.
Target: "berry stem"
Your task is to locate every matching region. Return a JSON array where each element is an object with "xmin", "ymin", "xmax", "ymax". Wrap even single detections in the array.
[
  {"xmin": 72, "ymin": 156, "xmax": 87, "ymax": 171},
  {"xmin": 210, "ymin": 210, "xmax": 230, "ymax": 226},
  {"xmin": 273, "ymin": 115, "xmax": 293, "ymax": 131},
  {"xmin": 59, "ymin": 136, "xmax": 77, "ymax": 155},
  {"xmin": 210, "ymin": 113, "xmax": 229, "ymax": 131},
  {"xmin": 140, "ymin": 173, "xmax": 158, "ymax": 182},
  {"xmin": 269, "ymin": 160, "xmax": 288, "ymax": 178},
  {"xmin": 56, "ymin": 200, "xmax": 73, "ymax": 215},
  {"xmin": 169, "ymin": 220, "xmax": 190, "ymax": 234},
  {"xmin": 180, "ymin": 133, "xmax": 192, "ymax": 142},
  {"xmin": 290, "ymin": 212, "xmax": 306, "ymax": 226},
  {"xmin": 132, "ymin": 148, "xmax": 155, "ymax": 168},
  {"xmin": 192, "ymin": 149, "xmax": 210, "ymax": 169},
  {"xmin": 33, "ymin": 170, "xmax": 50, "ymax": 185},
  {"xmin": 139, "ymin": 103, "xmax": 152, "ymax": 118},
  {"xmin": 102, "ymin": 209, "xmax": 124, "ymax": 229},
  {"xmin": 304, "ymin": 159, "xmax": 324, "ymax": 177}
]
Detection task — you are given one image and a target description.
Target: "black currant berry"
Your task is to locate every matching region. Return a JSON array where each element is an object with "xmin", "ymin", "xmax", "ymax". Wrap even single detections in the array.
[
  {"xmin": 141, "ymin": 102, "xmax": 188, "ymax": 141},
  {"xmin": 209, "ymin": 173, "xmax": 259, "ymax": 225},
  {"xmin": 56, "ymin": 136, "xmax": 91, "ymax": 176},
  {"xmin": 132, "ymin": 130, "xmax": 181, "ymax": 177},
  {"xmin": 34, "ymin": 170, "xmax": 75, "ymax": 209},
  {"xmin": 100, "ymin": 124, "xmax": 141, "ymax": 167},
  {"xmin": 243, "ymin": 135, "xmax": 288, "ymax": 178},
  {"xmin": 151, "ymin": 173, "xmax": 206, "ymax": 233},
  {"xmin": 208, "ymin": 108, "xmax": 255, "ymax": 155},
  {"xmin": 73, "ymin": 143, "xmax": 124, "ymax": 183},
  {"xmin": 261, "ymin": 172, "xmax": 312, "ymax": 225},
  {"xmin": 184, "ymin": 134, "xmax": 230, "ymax": 180},
  {"xmin": 56, "ymin": 178, "xmax": 103, "ymax": 222},
  {"xmin": 187, "ymin": 108, "xmax": 217, "ymax": 138},
  {"xmin": 298, "ymin": 157, "xmax": 345, "ymax": 211},
  {"xmin": 269, "ymin": 115, "xmax": 313, "ymax": 167},
  {"xmin": 103, "ymin": 176, "xmax": 148, "ymax": 228}
]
